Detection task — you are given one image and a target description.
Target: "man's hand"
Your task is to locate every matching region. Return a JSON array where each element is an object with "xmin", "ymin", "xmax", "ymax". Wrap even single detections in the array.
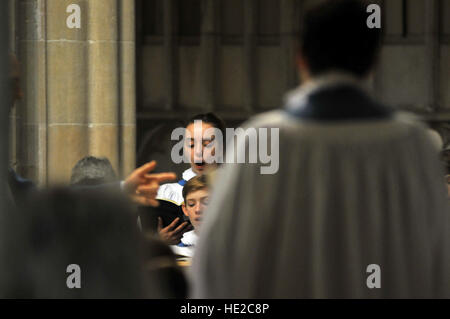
[
  {"xmin": 124, "ymin": 161, "xmax": 176, "ymax": 207},
  {"xmin": 158, "ymin": 217, "xmax": 193, "ymax": 245}
]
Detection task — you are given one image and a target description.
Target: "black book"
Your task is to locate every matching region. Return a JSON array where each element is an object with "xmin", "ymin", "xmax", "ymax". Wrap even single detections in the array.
[{"xmin": 138, "ymin": 199, "xmax": 190, "ymax": 233}]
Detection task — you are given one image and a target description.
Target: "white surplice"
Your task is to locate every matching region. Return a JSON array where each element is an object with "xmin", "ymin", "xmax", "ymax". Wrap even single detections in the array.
[{"xmin": 190, "ymin": 76, "xmax": 450, "ymax": 298}]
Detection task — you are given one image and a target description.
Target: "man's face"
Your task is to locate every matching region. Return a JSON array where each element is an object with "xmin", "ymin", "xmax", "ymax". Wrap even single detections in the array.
[
  {"xmin": 182, "ymin": 188, "xmax": 209, "ymax": 231},
  {"xmin": 184, "ymin": 121, "xmax": 219, "ymax": 175}
]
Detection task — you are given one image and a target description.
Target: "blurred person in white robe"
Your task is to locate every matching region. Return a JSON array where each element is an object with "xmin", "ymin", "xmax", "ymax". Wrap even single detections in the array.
[{"xmin": 191, "ymin": 0, "xmax": 450, "ymax": 298}]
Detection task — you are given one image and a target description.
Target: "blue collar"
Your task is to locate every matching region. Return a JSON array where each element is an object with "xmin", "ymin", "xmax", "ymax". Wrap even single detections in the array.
[{"xmin": 177, "ymin": 242, "xmax": 193, "ymax": 247}]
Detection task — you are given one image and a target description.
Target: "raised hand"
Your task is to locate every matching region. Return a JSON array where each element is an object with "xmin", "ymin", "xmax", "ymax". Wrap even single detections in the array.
[{"xmin": 124, "ymin": 161, "xmax": 176, "ymax": 207}]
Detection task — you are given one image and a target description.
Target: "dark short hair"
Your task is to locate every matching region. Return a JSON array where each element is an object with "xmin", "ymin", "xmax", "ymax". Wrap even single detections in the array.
[
  {"xmin": 70, "ymin": 156, "xmax": 117, "ymax": 186},
  {"xmin": 300, "ymin": 0, "xmax": 382, "ymax": 78},
  {"xmin": 187, "ymin": 113, "xmax": 226, "ymax": 137}
]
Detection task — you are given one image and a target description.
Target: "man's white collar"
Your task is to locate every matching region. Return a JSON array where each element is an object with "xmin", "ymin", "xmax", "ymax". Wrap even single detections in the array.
[
  {"xmin": 181, "ymin": 230, "xmax": 198, "ymax": 246},
  {"xmin": 285, "ymin": 72, "xmax": 368, "ymax": 110}
]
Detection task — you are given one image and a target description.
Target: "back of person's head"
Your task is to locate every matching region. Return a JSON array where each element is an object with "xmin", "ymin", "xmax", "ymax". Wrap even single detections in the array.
[
  {"xmin": 20, "ymin": 188, "xmax": 146, "ymax": 298},
  {"xmin": 300, "ymin": 0, "xmax": 381, "ymax": 78},
  {"xmin": 70, "ymin": 156, "xmax": 117, "ymax": 186},
  {"xmin": 187, "ymin": 113, "xmax": 226, "ymax": 137}
]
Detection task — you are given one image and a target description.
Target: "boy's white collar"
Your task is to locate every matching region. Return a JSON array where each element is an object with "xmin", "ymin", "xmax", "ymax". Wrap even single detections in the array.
[
  {"xmin": 182, "ymin": 168, "xmax": 197, "ymax": 181},
  {"xmin": 181, "ymin": 230, "xmax": 198, "ymax": 246}
]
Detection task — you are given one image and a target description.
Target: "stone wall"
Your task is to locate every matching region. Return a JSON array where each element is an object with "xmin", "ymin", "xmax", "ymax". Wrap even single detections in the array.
[{"xmin": 12, "ymin": 0, "xmax": 136, "ymax": 185}]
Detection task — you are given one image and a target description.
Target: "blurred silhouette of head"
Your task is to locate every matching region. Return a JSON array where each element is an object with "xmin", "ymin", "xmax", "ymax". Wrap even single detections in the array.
[
  {"xmin": 299, "ymin": 0, "xmax": 382, "ymax": 80},
  {"xmin": 19, "ymin": 188, "xmax": 146, "ymax": 298},
  {"xmin": 70, "ymin": 156, "xmax": 117, "ymax": 186}
]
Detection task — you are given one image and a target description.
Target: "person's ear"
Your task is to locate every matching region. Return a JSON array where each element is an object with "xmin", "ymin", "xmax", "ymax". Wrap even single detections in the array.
[
  {"xmin": 446, "ymin": 175, "xmax": 450, "ymax": 184},
  {"xmin": 182, "ymin": 203, "xmax": 189, "ymax": 217}
]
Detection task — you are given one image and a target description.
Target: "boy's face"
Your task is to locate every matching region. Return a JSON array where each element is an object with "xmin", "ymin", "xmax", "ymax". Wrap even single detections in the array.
[
  {"xmin": 182, "ymin": 188, "xmax": 209, "ymax": 231},
  {"xmin": 184, "ymin": 122, "xmax": 219, "ymax": 175}
]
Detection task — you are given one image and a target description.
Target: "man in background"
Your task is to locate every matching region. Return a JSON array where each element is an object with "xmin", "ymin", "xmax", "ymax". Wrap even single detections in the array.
[
  {"xmin": 70, "ymin": 156, "xmax": 118, "ymax": 186},
  {"xmin": 192, "ymin": 0, "xmax": 450, "ymax": 298}
]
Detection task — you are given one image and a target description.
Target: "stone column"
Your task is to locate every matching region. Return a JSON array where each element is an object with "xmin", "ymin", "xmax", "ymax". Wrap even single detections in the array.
[
  {"xmin": 17, "ymin": 0, "xmax": 136, "ymax": 185},
  {"xmin": 9, "ymin": 0, "xmax": 18, "ymax": 172},
  {"xmin": 0, "ymin": 1, "xmax": 11, "ymax": 199}
]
